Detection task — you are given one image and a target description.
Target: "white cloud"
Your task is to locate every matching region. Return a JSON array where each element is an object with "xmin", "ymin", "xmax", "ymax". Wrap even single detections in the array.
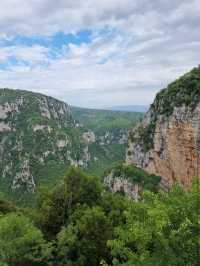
[
  {"xmin": 0, "ymin": 45, "xmax": 49, "ymax": 65},
  {"xmin": 0, "ymin": 0, "xmax": 199, "ymax": 107}
]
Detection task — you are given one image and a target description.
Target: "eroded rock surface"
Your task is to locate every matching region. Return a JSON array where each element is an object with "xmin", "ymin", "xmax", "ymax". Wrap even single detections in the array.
[
  {"xmin": 104, "ymin": 172, "xmax": 140, "ymax": 201},
  {"xmin": 126, "ymin": 67, "xmax": 200, "ymax": 188}
]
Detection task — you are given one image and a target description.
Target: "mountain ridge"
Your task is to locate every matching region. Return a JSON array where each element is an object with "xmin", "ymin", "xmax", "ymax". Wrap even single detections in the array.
[
  {"xmin": 0, "ymin": 88, "xmax": 89, "ymax": 199},
  {"xmin": 0, "ymin": 88, "xmax": 143, "ymax": 202},
  {"xmin": 106, "ymin": 105, "xmax": 149, "ymax": 112}
]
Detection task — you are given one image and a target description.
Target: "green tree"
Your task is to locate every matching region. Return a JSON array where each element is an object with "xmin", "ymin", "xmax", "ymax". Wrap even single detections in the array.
[
  {"xmin": 101, "ymin": 192, "xmax": 129, "ymax": 227},
  {"xmin": 38, "ymin": 167, "xmax": 103, "ymax": 238},
  {"xmin": 0, "ymin": 197, "xmax": 16, "ymax": 214},
  {"xmin": 57, "ymin": 206, "xmax": 113, "ymax": 266},
  {"xmin": 108, "ymin": 184, "xmax": 200, "ymax": 266},
  {"xmin": 0, "ymin": 213, "xmax": 52, "ymax": 266}
]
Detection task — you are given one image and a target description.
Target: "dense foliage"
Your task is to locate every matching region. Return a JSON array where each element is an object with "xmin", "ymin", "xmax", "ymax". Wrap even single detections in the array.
[
  {"xmin": 152, "ymin": 65, "xmax": 200, "ymax": 116},
  {"xmin": 108, "ymin": 184, "xmax": 200, "ymax": 266},
  {"xmin": 0, "ymin": 167, "xmax": 199, "ymax": 265}
]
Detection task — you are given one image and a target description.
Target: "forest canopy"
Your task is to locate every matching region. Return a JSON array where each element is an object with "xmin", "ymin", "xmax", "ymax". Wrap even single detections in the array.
[{"xmin": 0, "ymin": 167, "xmax": 199, "ymax": 266}]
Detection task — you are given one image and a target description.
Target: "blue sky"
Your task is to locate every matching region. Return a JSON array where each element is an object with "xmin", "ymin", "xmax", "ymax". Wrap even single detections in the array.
[
  {"xmin": 0, "ymin": 30, "xmax": 93, "ymax": 65},
  {"xmin": 0, "ymin": 0, "xmax": 199, "ymax": 108},
  {"xmin": 0, "ymin": 30, "xmax": 92, "ymax": 50}
]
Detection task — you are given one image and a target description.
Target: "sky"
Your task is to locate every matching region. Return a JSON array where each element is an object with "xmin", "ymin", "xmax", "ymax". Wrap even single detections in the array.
[{"xmin": 0, "ymin": 0, "xmax": 199, "ymax": 108}]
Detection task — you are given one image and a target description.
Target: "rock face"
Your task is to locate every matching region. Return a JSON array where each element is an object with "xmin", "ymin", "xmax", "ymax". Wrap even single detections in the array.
[
  {"xmin": 126, "ymin": 66, "xmax": 200, "ymax": 188},
  {"xmin": 103, "ymin": 164, "xmax": 161, "ymax": 201},
  {"xmin": 0, "ymin": 89, "xmax": 90, "ymax": 193},
  {"xmin": 12, "ymin": 159, "xmax": 36, "ymax": 192},
  {"xmin": 104, "ymin": 172, "xmax": 139, "ymax": 201},
  {"xmin": 97, "ymin": 130, "xmax": 128, "ymax": 145}
]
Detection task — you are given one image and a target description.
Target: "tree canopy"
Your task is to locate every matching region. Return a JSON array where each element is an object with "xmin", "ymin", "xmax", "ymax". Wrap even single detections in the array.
[{"xmin": 0, "ymin": 167, "xmax": 199, "ymax": 266}]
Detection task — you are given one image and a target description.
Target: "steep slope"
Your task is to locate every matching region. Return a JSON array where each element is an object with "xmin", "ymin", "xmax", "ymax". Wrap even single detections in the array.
[
  {"xmin": 0, "ymin": 89, "xmax": 89, "ymax": 196},
  {"xmin": 126, "ymin": 66, "xmax": 200, "ymax": 188},
  {"xmin": 0, "ymin": 89, "xmax": 143, "ymax": 201}
]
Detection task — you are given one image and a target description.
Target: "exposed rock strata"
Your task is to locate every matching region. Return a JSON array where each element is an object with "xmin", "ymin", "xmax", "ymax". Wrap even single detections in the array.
[{"xmin": 126, "ymin": 102, "xmax": 200, "ymax": 189}]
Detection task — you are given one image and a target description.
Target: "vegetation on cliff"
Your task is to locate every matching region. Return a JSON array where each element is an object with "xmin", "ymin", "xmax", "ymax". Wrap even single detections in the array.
[
  {"xmin": 0, "ymin": 88, "xmax": 85, "ymax": 203},
  {"xmin": 129, "ymin": 66, "xmax": 200, "ymax": 152},
  {"xmin": 105, "ymin": 163, "xmax": 161, "ymax": 192},
  {"xmin": 0, "ymin": 89, "xmax": 142, "ymax": 203},
  {"xmin": 0, "ymin": 167, "xmax": 199, "ymax": 265},
  {"xmin": 153, "ymin": 65, "xmax": 200, "ymax": 116}
]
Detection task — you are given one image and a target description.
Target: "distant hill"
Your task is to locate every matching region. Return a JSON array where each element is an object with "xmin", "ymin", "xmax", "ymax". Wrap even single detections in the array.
[
  {"xmin": 72, "ymin": 107, "xmax": 144, "ymax": 176},
  {"xmin": 72, "ymin": 107, "xmax": 143, "ymax": 134},
  {"xmin": 107, "ymin": 105, "xmax": 149, "ymax": 112},
  {"xmin": 0, "ymin": 89, "xmax": 143, "ymax": 203}
]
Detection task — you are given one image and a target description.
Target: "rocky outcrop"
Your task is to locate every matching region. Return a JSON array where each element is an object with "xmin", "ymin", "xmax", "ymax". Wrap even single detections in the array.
[
  {"xmin": 0, "ymin": 122, "xmax": 11, "ymax": 132},
  {"xmin": 12, "ymin": 160, "xmax": 36, "ymax": 192},
  {"xmin": 83, "ymin": 131, "xmax": 96, "ymax": 143},
  {"xmin": 32, "ymin": 124, "xmax": 52, "ymax": 132},
  {"xmin": 38, "ymin": 95, "xmax": 72, "ymax": 122},
  {"xmin": 126, "ymin": 67, "xmax": 200, "ymax": 189},
  {"xmin": 0, "ymin": 97, "xmax": 24, "ymax": 119},
  {"xmin": 104, "ymin": 171, "xmax": 140, "ymax": 201},
  {"xmin": 57, "ymin": 138, "xmax": 69, "ymax": 149},
  {"xmin": 98, "ymin": 131, "xmax": 128, "ymax": 145}
]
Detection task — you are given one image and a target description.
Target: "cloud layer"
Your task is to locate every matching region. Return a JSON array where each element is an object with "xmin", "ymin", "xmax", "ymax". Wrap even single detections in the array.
[{"xmin": 0, "ymin": 0, "xmax": 199, "ymax": 107}]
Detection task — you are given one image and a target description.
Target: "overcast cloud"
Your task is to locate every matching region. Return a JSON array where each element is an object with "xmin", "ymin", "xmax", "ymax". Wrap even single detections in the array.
[{"xmin": 0, "ymin": 0, "xmax": 199, "ymax": 108}]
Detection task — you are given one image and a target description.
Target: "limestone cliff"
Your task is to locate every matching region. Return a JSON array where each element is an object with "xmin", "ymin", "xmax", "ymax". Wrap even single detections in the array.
[
  {"xmin": 104, "ymin": 171, "xmax": 140, "ymax": 201},
  {"xmin": 0, "ymin": 89, "xmax": 90, "ymax": 193},
  {"xmin": 103, "ymin": 164, "xmax": 161, "ymax": 200},
  {"xmin": 126, "ymin": 66, "xmax": 200, "ymax": 188}
]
